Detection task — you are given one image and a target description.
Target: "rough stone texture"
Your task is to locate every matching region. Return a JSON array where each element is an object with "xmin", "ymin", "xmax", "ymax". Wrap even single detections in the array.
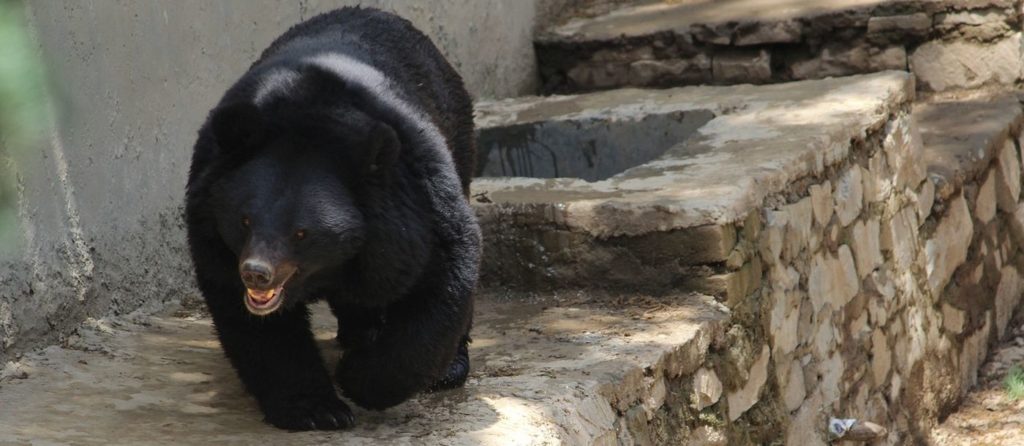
[
  {"xmin": 996, "ymin": 139, "xmax": 1022, "ymax": 212},
  {"xmin": 835, "ymin": 167, "xmax": 866, "ymax": 227},
  {"xmin": 789, "ymin": 43, "xmax": 907, "ymax": 81},
  {"xmin": 926, "ymin": 193, "xmax": 974, "ymax": 297},
  {"xmin": 942, "ymin": 303, "xmax": 966, "ymax": 334},
  {"xmin": 917, "ymin": 180, "xmax": 936, "ymax": 222},
  {"xmin": 726, "ymin": 345, "xmax": 770, "ymax": 421},
  {"xmin": 769, "ymin": 272, "xmax": 801, "ymax": 356},
  {"xmin": 935, "ymin": 8, "xmax": 1014, "ymax": 41},
  {"xmin": 781, "ymin": 360, "xmax": 806, "ymax": 412},
  {"xmin": 808, "ymin": 246, "xmax": 861, "ymax": 313},
  {"xmin": 536, "ymin": 0, "xmax": 1022, "ymax": 93},
  {"xmin": 866, "ymin": 13, "xmax": 931, "ymax": 39},
  {"xmin": 0, "ymin": 292, "xmax": 728, "ymax": 445},
  {"xmin": 995, "ymin": 266, "xmax": 1024, "ymax": 336},
  {"xmin": 852, "ymin": 218, "xmax": 883, "ymax": 279},
  {"xmin": 1012, "ymin": 205, "xmax": 1024, "ymax": 246},
  {"xmin": 712, "ymin": 49, "xmax": 771, "ymax": 84},
  {"xmin": 958, "ymin": 312, "xmax": 993, "ymax": 396},
  {"xmin": 810, "ymin": 182, "xmax": 834, "ymax": 227},
  {"xmin": 694, "ymin": 367, "xmax": 724, "ymax": 411},
  {"xmin": 734, "ymin": 20, "xmax": 803, "ymax": 46},
  {"xmin": 628, "ymin": 56, "xmax": 713, "ymax": 88},
  {"xmin": 910, "ymin": 33, "xmax": 1024, "ymax": 92},
  {"xmin": 542, "ymin": 0, "xmax": 893, "ymax": 43},
  {"xmin": 871, "ymin": 329, "xmax": 892, "ymax": 387},
  {"xmin": 976, "ymin": 168, "xmax": 999, "ymax": 224},
  {"xmin": 1, "ymin": 0, "xmax": 541, "ymax": 364},
  {"xmin": 786, "ymin": 390, "xmax": 828, "ymax": 446},
  {"xmin": 916, "ymin": 95, "xmax": 1024, "ymax": 200}
]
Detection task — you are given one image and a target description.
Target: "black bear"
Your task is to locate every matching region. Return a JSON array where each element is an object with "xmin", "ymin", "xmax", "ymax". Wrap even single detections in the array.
[{"xmin": 184, "ymin": 7, "xmax": 480, "ymax": 431}]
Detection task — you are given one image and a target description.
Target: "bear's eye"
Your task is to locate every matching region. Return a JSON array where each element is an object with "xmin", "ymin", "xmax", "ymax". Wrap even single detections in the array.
[
  {"xmin": 241, "ymin": 216, "xmax": 251, "ymax": 228},
  {"xmin": 295, "ymin": 229, "xmax": 306, "ymax": 240}
]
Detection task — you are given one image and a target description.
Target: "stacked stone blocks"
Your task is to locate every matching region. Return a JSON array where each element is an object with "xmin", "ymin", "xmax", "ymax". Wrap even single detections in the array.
[{"xmin": 537, "ymin": 0, "xmax": 1024, "ymax": 94}]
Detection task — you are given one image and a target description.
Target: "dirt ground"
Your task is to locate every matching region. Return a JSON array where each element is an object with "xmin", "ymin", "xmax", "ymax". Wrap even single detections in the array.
[{"xmin": 932, "ymin": 317, "xmax": 1024, "ymax": 445}]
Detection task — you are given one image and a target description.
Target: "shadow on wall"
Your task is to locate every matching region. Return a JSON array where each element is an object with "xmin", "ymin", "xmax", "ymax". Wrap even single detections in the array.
[{"xmin": 0, "ymin": 0, "xmax": 49, "ymax": 257}]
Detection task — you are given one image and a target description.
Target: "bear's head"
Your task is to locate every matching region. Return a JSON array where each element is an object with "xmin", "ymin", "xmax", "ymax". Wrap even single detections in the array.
[{"xmin": 206, "ymin": 93, "xmax": 400, "ymax": 316}]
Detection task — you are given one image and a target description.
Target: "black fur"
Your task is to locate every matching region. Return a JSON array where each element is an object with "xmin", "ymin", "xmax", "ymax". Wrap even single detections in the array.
[{"xmin": 184, "ymin": 7, "xmax": 479, "ymax": 431}]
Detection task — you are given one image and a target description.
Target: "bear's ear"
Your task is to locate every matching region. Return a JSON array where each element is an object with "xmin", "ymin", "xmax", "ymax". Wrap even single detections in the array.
[
  {"xmin": 363, "ymin": 121, "xmax": 400, "ymax": 174},
  {"xmin": 210, "ymin": 102, "xmax": 265, "ymax": 152}
]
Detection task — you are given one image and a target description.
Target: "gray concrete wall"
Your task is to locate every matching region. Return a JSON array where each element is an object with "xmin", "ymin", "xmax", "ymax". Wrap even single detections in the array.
[{"xmin": 0, "ymin": 0, "xmax": 539, "ymax": 362}]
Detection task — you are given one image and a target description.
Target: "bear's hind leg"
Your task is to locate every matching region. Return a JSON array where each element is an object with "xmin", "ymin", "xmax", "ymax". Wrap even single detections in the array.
[
  {"xmin": 335, "ymin": 289, "xmax": 471, "ymax": 410},
  {"xmin": 428, "ymin": 334, "xmax": 470, "ymax": 391}
]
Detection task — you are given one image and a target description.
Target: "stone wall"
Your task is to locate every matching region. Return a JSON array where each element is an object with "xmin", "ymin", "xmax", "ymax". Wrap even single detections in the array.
[
  {"xmin": 723, "ymin": 98, "xmax": 1024, "ymax": 444},
  {"xmin": 537, "ymin": 0, "xmax": 1024, "ymax": 94},
  {"xmin": 471, "ymin": 73, "xmax": 1024, "ymax": 443}
]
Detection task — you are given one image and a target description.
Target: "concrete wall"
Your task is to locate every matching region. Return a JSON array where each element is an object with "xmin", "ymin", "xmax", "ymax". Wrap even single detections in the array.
[{"xmin": 0, "ymin": 0, "xmax": 539, "ymax": 362}]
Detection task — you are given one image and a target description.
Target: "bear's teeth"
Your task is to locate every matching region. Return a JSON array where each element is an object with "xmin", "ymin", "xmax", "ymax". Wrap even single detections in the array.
[{"xmin": 246, "ymin": 289, "xmax": 276, "ymax": 303}]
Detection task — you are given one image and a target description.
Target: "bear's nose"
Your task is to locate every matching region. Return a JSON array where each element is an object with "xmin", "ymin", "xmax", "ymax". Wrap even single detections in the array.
[{"xmin": 240, "ymin": 259, "xmax": 274, "ymax": 289}]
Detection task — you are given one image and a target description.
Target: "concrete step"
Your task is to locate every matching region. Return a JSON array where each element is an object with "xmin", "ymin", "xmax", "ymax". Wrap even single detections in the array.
[
  {"xmin": 536, "ymin": 0, "xmax": 1022, "ymax": 94},
  {"xmin": 0, "ymin": 291, "xmax": 727, "ymax": 445}
]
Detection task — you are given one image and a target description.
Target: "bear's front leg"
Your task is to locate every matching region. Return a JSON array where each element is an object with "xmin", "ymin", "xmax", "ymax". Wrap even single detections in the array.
[
  {"xmin": 335, "ymin": 289, "xmax": 472, "ymax": 410},
  {"xmin": 205, "ymin": 290, "xmax": 354, "ymax": 430}
]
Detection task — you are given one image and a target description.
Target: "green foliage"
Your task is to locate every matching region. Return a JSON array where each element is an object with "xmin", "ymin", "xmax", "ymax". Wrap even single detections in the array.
[
  {"xmin": 1004, "ymin": 365, "xmax": 1024, "ymax": 401},
  {"xmin": 0, "ymin": 0, "xmax": 49, "ymax": 253}
]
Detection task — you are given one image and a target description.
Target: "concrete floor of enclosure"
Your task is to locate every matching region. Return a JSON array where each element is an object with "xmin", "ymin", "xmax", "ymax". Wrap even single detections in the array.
[{"xmin": 0, "ymin": 292, "xmax": 725, "ymax": 446}]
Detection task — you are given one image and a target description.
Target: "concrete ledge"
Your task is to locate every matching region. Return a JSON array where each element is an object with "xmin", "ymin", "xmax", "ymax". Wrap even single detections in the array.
[{"xmin": 0, "ymin": 292, "xmax": 727, "ymax": 445}]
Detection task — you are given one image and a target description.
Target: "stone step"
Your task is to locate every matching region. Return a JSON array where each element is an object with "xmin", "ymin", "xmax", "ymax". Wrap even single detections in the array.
[
  {"xmin": 0, "ymin": 291, "xmax": 728, "ymax": 445},
  {"xmin": 917, "ymin": 92, "xmax": 1024, "ymax": 200},
  {"xmin": 472, "ymin": 71, "xmax": 912, "ymax": 295},
  {"xmin": 535, "ymin": 0, "xmax": 1022, "ymax": 94},
  {"xmin": 474, "ymin": 66, "xmax": 1024, "ymax": 443}
]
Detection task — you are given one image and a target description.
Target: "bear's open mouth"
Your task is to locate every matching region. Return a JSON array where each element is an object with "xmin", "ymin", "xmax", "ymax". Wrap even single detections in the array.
[{"xmin": 244, "ymin": 282, "xmax": 287, "ymax": 316}]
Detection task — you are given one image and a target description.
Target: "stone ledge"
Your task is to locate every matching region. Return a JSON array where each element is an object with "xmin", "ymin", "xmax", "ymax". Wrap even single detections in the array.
[
  {"xmin": 915, "ymin": 93, "xmax": 1024, "ymax": 200},
  {"xmin": 540, "ymin": 0, "xmax": 895, "ymax": 44},
  {"xmin": 0, "ymin": 292, "xmax": 728, "ymax": 445},
  {"xmin": 536, "ymin": 0, "xmax": 1022, "ymax": 93},
  {"xmin": 473, "ymin": 71, "xmax": 913, "ymax": 238}
]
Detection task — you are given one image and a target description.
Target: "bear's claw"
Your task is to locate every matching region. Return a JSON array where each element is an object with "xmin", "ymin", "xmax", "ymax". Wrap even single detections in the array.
[
  {"xmin": 262, "ymin": 393, "xmax": 355, "ymax": 431},
  {"xmin": 429, "ymin": 337, "xmax": 470, "ymax": 391}
]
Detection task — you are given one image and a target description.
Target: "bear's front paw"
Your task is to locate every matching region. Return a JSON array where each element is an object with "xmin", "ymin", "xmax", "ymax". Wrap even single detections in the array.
[
  {"xmin": 261, "ymin": 393, "xmax": 355, "ymax": 431},
  {"xmin": 337, "ymin": 354, "xmax": 424, "ymax": 410}
]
